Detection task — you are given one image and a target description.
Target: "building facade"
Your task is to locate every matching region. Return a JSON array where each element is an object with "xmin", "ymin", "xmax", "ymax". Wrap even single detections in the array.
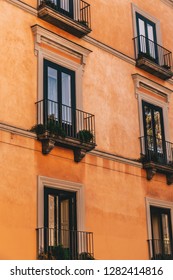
[{"xmin": 0, "ymin": 0, "xmax": 173, "ymax": 260}]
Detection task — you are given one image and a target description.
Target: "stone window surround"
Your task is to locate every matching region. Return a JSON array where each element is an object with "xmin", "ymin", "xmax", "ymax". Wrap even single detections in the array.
[
  {"xmin": 37, "ymin": 176, "xmax": 85, "ymax": 231},
  {"xmin": 131, "ymin": 3, "xmax": 162, "ymax": 46},
  {"xmin": 31, "ymin": 24, "xmax": 92, "ymax": 111},
  {"xmin": 145, "ymin": 197, "xmax": 173, "ymax": 258},
  {"xmin": 132, "ymin": 73, "xmax": 172, "ymax": 143}
]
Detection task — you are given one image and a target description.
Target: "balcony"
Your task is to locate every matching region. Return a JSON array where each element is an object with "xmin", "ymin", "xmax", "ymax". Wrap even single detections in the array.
[
  {"xmin": 148, "ymin": 239, "xmax": 173, "ymax": 260},
  {"xmin": 37, "ymin": 227, "xmax": 94, "ymax": 260},
  {"xmin": 33, "ymin": 99, "xmax": 96, "ymax": 162},
  {"xmin": 133, "ymin": 35, "xmax": 173, "ymax": 80},
  {"xmin": 37, "ymin": 0, "xmax": 91, "ymax": 37},
  {"xmin": 140, "ymin": 136, "xmax": 173, "ymax": 184}
]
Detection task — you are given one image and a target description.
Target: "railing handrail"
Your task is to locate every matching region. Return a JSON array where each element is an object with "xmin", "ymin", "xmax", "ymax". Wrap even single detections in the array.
[
  {"xmin": 36, "ymin": 227, "xmax": 93, "ymax": 235},
  {"xmin": 38, "ymin": 0, "xmax": 91, "ymax": 29},
  {"xmin": 36, "ymin": 99, "xmax": 95, "ymax": 118},
  {"xmin": 139, "ymin": 135, "xmax": 173, "ymax": 165},
  {"xmin": 139, "ymin": 135, "xmax": 173, "ymax": 146},
  {"xmin": 37, "ymin": 227, "xmax": 94, "ymax": 260},
  {"xmin": 133, "ymin": 35, "xmax": 172, "ymax": 55}
]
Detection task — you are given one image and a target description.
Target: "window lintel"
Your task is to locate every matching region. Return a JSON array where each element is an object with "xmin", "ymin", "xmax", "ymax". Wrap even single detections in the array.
[{"xmin": 31, "ymin": 24, "xmax": 92, "ymax": 65}]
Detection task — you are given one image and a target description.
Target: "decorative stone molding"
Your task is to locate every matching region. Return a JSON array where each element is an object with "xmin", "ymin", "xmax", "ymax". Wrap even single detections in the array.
[
  {"xmin": 132, "ymin": 73, "xmax": 173, "ymax": 102},
  {"xmin": 161, "ymin": 0, "xmax": 173, "ymax": 8},
  {"xmin": 132, "ymin": 73, "xmax": 172, "ymax": 146},
  {"xmin": 37, "ymin": 176, "xmax": 85, "ymax": 230},
  {"xmin": 6, "ymin": 0, "xmax": 37, "ymax": 16},
  {"xmin": 83, "ymin": 36, "xmax": 135, "ymax": 66},
  {"xmin": 90, "ymin": 149, "xmax": 142, "ymax": 168},
  {"xmin": 31, "ymin": 24, "xmax": 92, "ymax": 65},
  {"xmin": 0, "ymin": 122, "xmax": 36, "ymax": 139}
]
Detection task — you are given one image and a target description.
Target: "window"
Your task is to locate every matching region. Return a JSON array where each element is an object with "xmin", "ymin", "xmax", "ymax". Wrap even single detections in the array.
[
  {"xmin": 44, "ymin": 59, "xmax": 76, "ymax": 137},
  {"xmin": 132, "ymin": 4, "xmax": 173, "ymax": 79},
  {"xmin": 150, "ymin": 206, "xmax": 172, "ymax": 259},
  {"xmin": 44, "ymin": 187, "xmax": 77, "ymax": 258},
  {"xmin": 136, "ymin": 12, "xmax": 158, "ymax": 62},
  {"xmin": 142, "ymin": 101, "xmax": 166, "ymax": 163},
  {"xmin": 146, "ymin": 198, "xmax": 173, "ymax": 260},
  {"xmin": 54, "ymin": 0, "xmax": 74, "ymax": 18},
  {"xmin": 37, "ymin": 176, "xmax": 94, "ymax": 259}
]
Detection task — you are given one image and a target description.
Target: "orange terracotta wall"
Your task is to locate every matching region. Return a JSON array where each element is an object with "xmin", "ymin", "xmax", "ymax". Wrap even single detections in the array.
[{"xmin": 1, "ymin": 0, "xmax": 173, "ymax": 260}]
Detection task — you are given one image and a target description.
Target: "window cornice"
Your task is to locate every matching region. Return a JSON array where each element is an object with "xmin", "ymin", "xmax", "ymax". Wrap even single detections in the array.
[
  {"xmin": 132, "ymin": 73, "xmax": 172, "ymax": 102},
  {"xmin": 31, "ymin": 24, "xmax": 92, "ymax": 65},
  {"xmin": 161, "ymin": 0, "xmax": 173, "ymax": 8}
]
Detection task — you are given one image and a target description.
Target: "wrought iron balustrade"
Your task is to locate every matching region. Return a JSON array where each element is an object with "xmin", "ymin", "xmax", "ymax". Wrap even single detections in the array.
[
  {"xmin": 133, "ymin": 35, "xmax": 173, "ymax": 70},
  {"xmin": 133, "ymin": 35, "xmax": 173, "ymax": 79},
  {"xmin": 148, "ymin": 239, "xmax": 173, "ymax": 260},
  {"xmin": 38, "ymin": 0, "xmax": 91, "ymax": 29},
  {"xmin": 36, "ymin": 99, "xmax": 95, "ymax": 144},
  {"xmin": 140, "ymin": 136, "xmax": 173, "ymax": 165},
  {"xmin": 37, "ymin": 227, "xmax": 94, "ymax": 260}
]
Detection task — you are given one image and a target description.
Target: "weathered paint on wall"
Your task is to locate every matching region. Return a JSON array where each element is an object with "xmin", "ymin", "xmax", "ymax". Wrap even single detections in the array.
[{"xmin": 0, "ymin": 0, "xmax": 173, "ymax": 260}]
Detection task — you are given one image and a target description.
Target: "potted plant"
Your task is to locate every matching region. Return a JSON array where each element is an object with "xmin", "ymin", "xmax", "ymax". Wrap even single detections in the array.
[
  {"xmin": 30, "ymin": 115, "xmax": 66, "ymax": 139},
  {"xmin": 79, "ymin": 252, "xmax": 95, "ymax": 260},
  {"xmin": 77, "ymin": 129, "xmax": 94, "ymax": 143}
]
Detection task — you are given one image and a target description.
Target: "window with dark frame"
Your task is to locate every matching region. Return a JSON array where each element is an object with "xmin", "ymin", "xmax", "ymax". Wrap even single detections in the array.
[
  {"xmin": 150, "ymin": 206, "xmax": 173, "ymax": 259},
  {"xmin": 43, "ymin": 59, "xmax": 76, "ymax": 137},
  {"xmin": 136, "ymin": 12, "xmax": 158, "ymax": 62}
]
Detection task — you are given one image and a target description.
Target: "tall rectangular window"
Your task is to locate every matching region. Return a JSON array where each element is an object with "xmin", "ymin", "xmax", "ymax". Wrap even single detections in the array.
[
  {"xmin": 150, "ymin": 206, "xmax": 173, "ymax": 259},
  {"xmin": 136, "ymin": 12, "xmax": 158, "ymax": 62},
  {"xmin": 142, "ymin": 101, "xmax": 166, "ymax": 163},
  {"xmin": 44, "ymin": 59, "xmax": 76, "ymax": 137}
]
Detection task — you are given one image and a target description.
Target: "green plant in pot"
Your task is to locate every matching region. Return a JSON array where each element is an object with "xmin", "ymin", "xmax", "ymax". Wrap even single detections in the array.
[
  {"xmin": 77, "ymin": 129, "xmax": 94, "ymax": 143},
  {"xmin": 30, "ymin": 114, "xmax": 66, "ymax": 138},
  {"xmin": 30, "ymin": 124, "xmax": 46, "ymax": 135},
  {"xmin": 79, "ymin": 252, "xmax": 95, "ymax": 260}
]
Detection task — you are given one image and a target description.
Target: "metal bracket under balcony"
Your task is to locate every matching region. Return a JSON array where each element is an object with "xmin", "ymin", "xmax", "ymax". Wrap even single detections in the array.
[
  {"xmin": 140, "ymin": 136, "xmax": 173, "ymax": 185},
  {"xmin": 37, "ymin": 0, "xmax": 91, "ymax": 38},
  {"xmin": 133, "ymin": 36, "xmax": 173, "ymax": 80},
  {"xmin": 32, "ymin": 99, "xmax": 96, "ymax": 162},
  {"xmin": 38, "ymin": 131, "xmax": 96, "ymax": 162}
]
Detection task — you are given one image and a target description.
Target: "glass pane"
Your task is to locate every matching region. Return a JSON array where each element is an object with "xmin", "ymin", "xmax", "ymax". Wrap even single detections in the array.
[
  {"xmin": 62, "ymin": 72, "xmax": 72, "ymax": 124},
  {"xmin": 154, "ymin": 110, "xmax": 163, "ymax": 153},
  {"xmin": 138, "ymin": 18, "xmax": 146, "ymax": 53},
  {"xmin": 161, "ymin": 214, "xmax": 171, "ymax": 254},
  {"xmin": 48, "ymin": 67, "xmax": 58, "ymax": 119},
  {"xmin": 147, "ymin": 24, "xmax": 156, "ymax": 58},
  {"xmin": 60, "ymin": 199, "xmax": 69, "ymax": 248},
  {"xmin": 60, "ymin": 0, "xmax": 70, "ymax": 12},
  {"xmin": 48, "ymin": 195, "xmax": 55, "ymax": 246},
  {"xmin": 151, "ymin": 211, "xmax": 162, "ymax": 255},
  {"xmin": 144, "ymin": 106, "xmax": 154, "ymax": 150}
]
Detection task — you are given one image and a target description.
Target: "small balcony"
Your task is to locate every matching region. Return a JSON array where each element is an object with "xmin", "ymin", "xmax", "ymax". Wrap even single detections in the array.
[
  {"xmin": 37, "ymin": 0, "xmax": 91, "ymax": 37},
  {"xmin": 148, "ymin": 239, "xmax": 173, "ymax": 260},
  {"xmin": 33, "ymin": 99, "xmax": 96, "ymax": 162},
  {"xmin": 140, "ymin": 136, "xmax": 173, "ymax": 184},
  {"xmin": 133, "ymin": 35, "xmax": 173, "ymax": 80},
  {"xmin": 37, "ymin": 227, "xmax": 94, "ymax": 260}
]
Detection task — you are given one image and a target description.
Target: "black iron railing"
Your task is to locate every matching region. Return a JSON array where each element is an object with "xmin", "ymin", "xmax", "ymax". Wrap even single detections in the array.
[
  {"xmin": 148, "ymin": 239, "xmax": 173, "ymax": 260},
  {"xmin": 140, "ymin": 136, "xmax": 173, "ymax": 165},
  {"xmin": 37, "ymin": 227, "xmax": 94, "ymax": 260},
  {"xmin": 38, "ymin": 0, "xmax": 91, "ymax": 29},
  {"xmin": 133, "ymin": 35, "xmax": 173, "ymax": 70},
  {"xmin": 36, "ymin": 99, "xmax": 95, "ymax": 144}
]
